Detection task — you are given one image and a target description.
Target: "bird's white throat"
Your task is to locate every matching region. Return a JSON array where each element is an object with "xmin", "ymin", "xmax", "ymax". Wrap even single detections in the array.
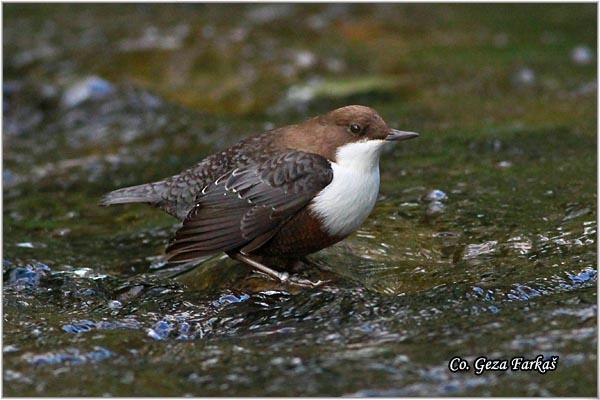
[{"xmin": 310, "ymin": 140, "xmax": 386, "ymax": 237}]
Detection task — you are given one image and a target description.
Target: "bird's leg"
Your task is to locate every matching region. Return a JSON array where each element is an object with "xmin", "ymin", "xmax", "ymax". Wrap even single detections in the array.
[
  {"xmin": 231, "ymin": 253, "xmax": 326, "ymax": 288},
  {"xmin": 287, "ymin": 275, "xmax": 329, "ymax": 288},
  {"xmin": 231, "ymin": 253, "xmax": 290, "ymax": 283}
]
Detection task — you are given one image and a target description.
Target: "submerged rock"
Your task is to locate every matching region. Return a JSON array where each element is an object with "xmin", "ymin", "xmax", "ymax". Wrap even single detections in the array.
[
  {"xmin": 566, "ymin": 267, "xmax": 597, "ymax": 285},
  {"xmin": 463, "ymin": 241, "xmax": 499, "ymax": 260},
  {"xmin": 563, "ymin": 206, "xmax": 591, "ymax": 221},
  {"xmin": 62, "ymin": 76, "xmax": 115, "ymax": 108},
  {"xmin": 6, "ymin": 263, "xmax": 51, "ymax": 288},
  {"xmin": 513, "ymin": 67, "xmax": 536, "ymax": 86},
  {"xmin": 426, "ymin": 201, "xmax": 445, "ymax": 216},
  {"xmin": 23, "ymin": 346, "xmax": 113, "ymax": 366},
  {"xmin": 214, "ymin": 293, "xmax": 250, "ymax": 306},
  {"xmin": 571, "ymin": 45, "xmax": 593, "ymax": 65},
  {"xmin": 63, "ymin": 319, "xmax": 142, "ymax": 334},
  {"xmin": 62, "ymin": 320, "xmax": 96, "ymax": 334},
  {"xmin": 424, "ymin": 189, "xmax": 448, "ymax": 203},
  {"xmin": 108, "ymin": 300, "xmax": 123, "ymax": 310},
  {"xmin": 147, "ymin": 320, "xmax": 173, "ymax": 340},
  {"xmin": 423, "ymin": 189, "xmax": 448, "ymax": 217}
]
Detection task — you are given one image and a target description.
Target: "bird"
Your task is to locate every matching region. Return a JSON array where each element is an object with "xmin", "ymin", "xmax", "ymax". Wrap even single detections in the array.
[{"xmin": 101, "ymin": 105, "xmax": 419, "ymax": 287}]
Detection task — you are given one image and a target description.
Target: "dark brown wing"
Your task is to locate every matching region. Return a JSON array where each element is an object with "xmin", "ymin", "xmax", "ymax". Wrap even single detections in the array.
[{"xmin": 165, "ymin": 151, "xmax": 333, "ymax": 263}]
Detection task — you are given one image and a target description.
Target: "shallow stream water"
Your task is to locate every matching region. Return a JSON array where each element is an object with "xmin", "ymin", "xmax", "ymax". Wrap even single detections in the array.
[{"xmin": 3, "ymin": 4, "xmax": 597, "ymax": 396}]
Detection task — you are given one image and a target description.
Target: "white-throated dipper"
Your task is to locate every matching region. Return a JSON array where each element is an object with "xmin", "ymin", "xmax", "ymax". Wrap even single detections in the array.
[{"xmin": 102, "ymin": 105, "xmax": 419, "ymax": 287}]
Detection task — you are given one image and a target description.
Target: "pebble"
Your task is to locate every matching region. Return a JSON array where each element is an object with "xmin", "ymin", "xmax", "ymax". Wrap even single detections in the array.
[
  {"xmin": 563, "ymin": 207, "xmax": 590, "ymax": 221},
  {"xmin": 463, "ymin": 241, "xmax": 499, "ymax": 259},
  {"xmin": 3, "ymin": 169, "xmax": 20, "ymax": 187},
  {"xmin": 52, "ymin": 228, "xmax": 71, "ymax": 237},
  {"xmin": 4, "ymin": 369, "xmax": 32, "ymax": 384},
  {"xmin": 571, "ymin": 45, "xmax": 593, "ymax": 65},
  {"xmin": 3, "ymin": 344, "xmax": 19, "ymax": 353},
  {"xmin": 426, "ymin": 201, "xmax": 445, "ymax": 216},
  {"xmin": 424, "ymin": 189, "xmax": 448, "ymax": 202},
  {"xmin": 472, "ymin": 286, "xmax": 485, "ymax": 296},
  {"xmin": 62, "ymin": 318, "xmax": 142, "ymax": 334},
  {"xmin": 24, "ymin": 346, "xmax": 113, "ymax": 366},
  {"xmin": 567, "ymin": 267, "xmax": 597, "ymax": 285},
  {"xmin": 8, "ymin": 263, "xmax": 50, "ymax": 288},
  {"xmin": 62, "ymin": 320, "xmax": 96, "ymax": 334},
  {"xmin": 214, "ymin": 293, "xmax": 250, "ymax": 306},
  {"xmin": 108, "ymin": 300, "xmax": 123, "ymax": 310},
  {"xmin": 423, "ymin": 189, "xmax": 447, "ymax": 217},
  {"xmin": 176, "ymin": 322, "xmax": 191, "ymax": 340},
  {"xmin": 514, "ymin": 67, "xmax": 536, "ymax": 86},
  {"xmin": 292, "ymin": 50, "xmax": 317, "ymax": 69},
  {"xmin": 62, "ymin": 76, "xmax": 114, "ymax": 108},
  {"xmin": 147, "ymin": 320, "xmax": 173, "ymax": 341}
]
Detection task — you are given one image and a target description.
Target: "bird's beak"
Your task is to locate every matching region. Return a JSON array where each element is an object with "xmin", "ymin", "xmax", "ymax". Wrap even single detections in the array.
[{"xmin": 385, "ymin": 129, "xmax": 419, "ymax": 142}]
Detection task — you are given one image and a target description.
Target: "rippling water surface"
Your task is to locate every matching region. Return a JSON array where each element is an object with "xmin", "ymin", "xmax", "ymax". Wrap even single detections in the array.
[{"xmin": 3, "ymin": 4, "xmax": 597, "ymax": 396}]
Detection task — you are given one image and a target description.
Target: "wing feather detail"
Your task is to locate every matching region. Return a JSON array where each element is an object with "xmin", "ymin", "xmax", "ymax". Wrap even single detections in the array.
[{"xmin": 165, "ymin": 151, "xmax": 333, "ymax": 263}]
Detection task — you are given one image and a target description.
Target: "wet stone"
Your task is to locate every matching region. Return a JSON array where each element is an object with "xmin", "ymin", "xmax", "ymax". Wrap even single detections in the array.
[
  {"xmin": 176, "ymin": 322, "xmax": 192, "ymax": 340},
  {"xmin": 62, "ymin": 319, "xmax": 142, "ymax": 334},
  {"xmin": 4, "ymin": 369, "xmax": 32, "ymax": 384},
  {"xmin": 214, "ymin": 293, "xmax": 250, "ymax": 306},
  {"xmin": 3, "ymin": 345, "xmax": 20, "ymax": 353},
  {"xmin": 426, "ymin": 201, "xmax": 445, "ymax": 217},
  {"xmin": 463, "ymin": 241, "xmax": 499, "ymax": 260},
  {"xmin": 424, "ymin": 189, "xmax": 448, "ymax": 203},
  {"xmin": 513, "ymin": 67, "xmax": 536, "ymax": 86},
  {"xmin": 108, "ymin": 300, "xmax": 123, "ymax": 310},
  {"xmin": 76, "ymin": 288, "xmax": 97, "ymax": 297},
  {"xmin": 566, "ymin": 268, "xmax": 597, "ymax": 285},
  {"xmin": 472, "ymin": 286, "xmax": 484, "ymax": 296},
  {"xmin": 23, "ymin": 346, "xmax": 113, "ymax": 366},
  {"xmin": 96, "ymin": 321, "xmax": 117, "ymax": 330},
  {"xmin": 62, "ymin": 76, "xmax": 115, "ymax": 108},
  {"xmin": 488, "ymin": 305, "xmax": 500, "ymax": 314},
  {"xmin": 571, "ymin": 45, "xmax": 593, "ymax": 65},
  {"xmin": 62, "ymin": 320, "xmax": 97, "ymax": 334},
  {"xmin": 3, "ymin": 169, "xmax": 20, "ymax": 187},
  {"xmin": 117, "ymin": 285, "xmax": 146, "ymax": 302},
  {"xmin": 7, "ymin": 263, "xmax": 51, "ymax": 288},
  {"xmin": 563, "ymin": 207, "xmax": 591, "ymax": 221},
  {"xmin": 147, "ymin": 320, "xmax": 173, "ymax": 341}
]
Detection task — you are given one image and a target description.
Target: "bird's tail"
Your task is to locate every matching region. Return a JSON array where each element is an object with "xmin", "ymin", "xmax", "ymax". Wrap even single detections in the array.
[{"xmin": 100, "ymin": 181, "xmax": 167, "ymax": 206}]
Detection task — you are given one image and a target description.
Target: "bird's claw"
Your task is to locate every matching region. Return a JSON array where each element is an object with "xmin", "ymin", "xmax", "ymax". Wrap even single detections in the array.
[
  {"xmin": 244, "ymin": 259, "xmax": 327, "ymax": 288},
  {"xmin": 277, "ymin": 272, "xmax": 290, "ymax": 283},
  {"xmin": 285, "ymin": 276, "xmax": 329, "ymax": 288}
]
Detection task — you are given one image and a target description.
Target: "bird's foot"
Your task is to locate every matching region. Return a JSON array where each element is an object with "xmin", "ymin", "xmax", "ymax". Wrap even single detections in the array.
[
  {"xmin": 231, "ymin": 253, "xmax": 328, "ymax": 288},
  {"xmin": 285, "ymin": 275, "xmax": 329, "ymax": 288},
  {"xmin": 253, "ymin": 270, "xmax": 327, "ymax": 288}
]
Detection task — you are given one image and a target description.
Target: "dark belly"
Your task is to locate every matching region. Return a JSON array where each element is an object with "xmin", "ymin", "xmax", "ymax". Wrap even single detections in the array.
[{"xmin": 253, "ymin": 207, "xmax": 343, "ymax": 258}]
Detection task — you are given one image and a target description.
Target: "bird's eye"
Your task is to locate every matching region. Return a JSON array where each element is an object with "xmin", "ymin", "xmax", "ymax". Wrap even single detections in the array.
[{"xmin": 349, "ymin": 123, "xmax": 362, "ymax": 134}]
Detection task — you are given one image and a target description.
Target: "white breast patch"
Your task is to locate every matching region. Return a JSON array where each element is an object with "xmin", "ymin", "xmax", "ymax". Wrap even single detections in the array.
[{"xmin": 309, "ymin": 140, "xmax": 385, "ymax": 237}]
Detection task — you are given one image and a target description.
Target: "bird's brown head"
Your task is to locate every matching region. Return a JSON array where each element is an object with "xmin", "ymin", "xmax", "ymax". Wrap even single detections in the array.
[{"xmin": 281, "ymin": 105, "xmax": 418, "ymax": 165}]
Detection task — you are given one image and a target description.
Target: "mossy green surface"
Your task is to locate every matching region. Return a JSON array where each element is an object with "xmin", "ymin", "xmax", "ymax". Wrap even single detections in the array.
[{"xmin": 3, "ymin": 4, "xmax": 596, "ymax": 396}]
